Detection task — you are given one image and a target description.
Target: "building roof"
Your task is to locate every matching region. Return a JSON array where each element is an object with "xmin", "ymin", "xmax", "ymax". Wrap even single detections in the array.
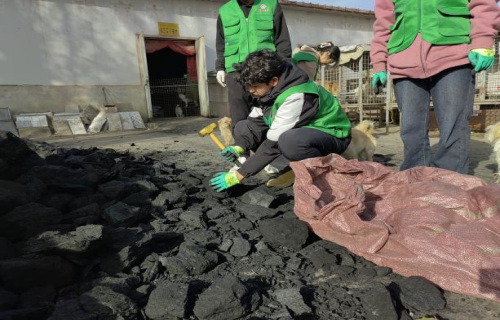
[{"xmin": 279, "ymin": 0, "xmax": 374, "ymax": 16}]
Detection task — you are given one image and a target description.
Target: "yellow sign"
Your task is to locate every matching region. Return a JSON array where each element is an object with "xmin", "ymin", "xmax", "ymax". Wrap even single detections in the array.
[{"xmin": 158, "ymin": 22, "xmax": 179, "ymax": 37}]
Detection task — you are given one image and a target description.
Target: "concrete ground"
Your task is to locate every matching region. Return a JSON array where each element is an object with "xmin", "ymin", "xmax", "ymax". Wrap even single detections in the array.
[
  {"xmin": 374, "ymin": 125, "xmax": 498, "ymax": 184},
  {"xmin": 42, "ymin": 117, "xmax": 499, "ymax": 184}
]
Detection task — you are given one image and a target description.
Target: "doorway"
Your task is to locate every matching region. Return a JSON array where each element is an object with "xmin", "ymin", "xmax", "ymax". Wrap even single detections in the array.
[{"xmin": 145, "ymin": 39, "xmax": 200, "ymax": 118}]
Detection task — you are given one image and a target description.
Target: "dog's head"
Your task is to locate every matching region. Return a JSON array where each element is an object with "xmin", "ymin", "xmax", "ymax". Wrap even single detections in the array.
[
  {"xmin": 485, "ymin": 122, "xmax": 500, "ymax": 144},
  {"xmin": 354, "ymin": 120, "xmax": 376, "ymax": 134},
  {"xmin": 218, "ymin": 117, "xmax": 232, "ymax": 129}
]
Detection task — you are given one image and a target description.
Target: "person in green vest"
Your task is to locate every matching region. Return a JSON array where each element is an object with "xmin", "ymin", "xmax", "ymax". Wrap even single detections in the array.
[
  {"xmin": 292, "ymin": 42, "xmax": 341, "ymax": 80},
  {"xmin": 215, "ymin": 0, "xmax": 292, "ymax": 129},
  {"xmin": 210, "ymin": 49, "xmax": 352, "ymax": 191},
  {"xmin": 371, "ymin": 0, "xmax": 500, "ymax": 174}
]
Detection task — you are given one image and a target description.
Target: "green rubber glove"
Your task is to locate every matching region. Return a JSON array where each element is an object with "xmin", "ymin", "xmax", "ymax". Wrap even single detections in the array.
[
  {"xmin": 469, "ymin": 48, "xmax": 495, "ymax": 72},
  {"xmin": 371, "ymin": 71, "xmax": 387, "ymax": 90},
  {"xmin": 210, "ymin": 171, "xmax": 241, "ymax": 192},
  {"xmin": 220, "ymin": 146, "xmax": 244, "ymax": 163}
]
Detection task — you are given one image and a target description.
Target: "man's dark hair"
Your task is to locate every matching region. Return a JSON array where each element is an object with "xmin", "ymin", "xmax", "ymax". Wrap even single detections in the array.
[{"xmin": 234, "ymin": 50, "xmax": 288, "ymax": 86}]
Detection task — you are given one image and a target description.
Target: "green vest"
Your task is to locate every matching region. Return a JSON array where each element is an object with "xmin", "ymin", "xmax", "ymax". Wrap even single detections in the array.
[
  {"xmin": 264, "ymin": 81, "xmax": 352, "ymax": 139},
  {"xmin": 292, "ymin": 52, "xmax": 319, "ymax": 80},
  {"xmin": 388, "ymin": 0, "xmax": 471, "ymax": 55},
  {"xmin": 220, "ymin": 0, "xmax": 278, "ymax": 72}
]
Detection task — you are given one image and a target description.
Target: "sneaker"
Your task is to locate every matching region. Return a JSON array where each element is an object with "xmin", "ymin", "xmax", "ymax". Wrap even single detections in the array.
[
  {"xmin": 266, "ymin": 170, "xmax": 295, "ymax": 188},
  {"xmin": 264, "ymin": 164, "xmax": 279, "ymax": 174}
]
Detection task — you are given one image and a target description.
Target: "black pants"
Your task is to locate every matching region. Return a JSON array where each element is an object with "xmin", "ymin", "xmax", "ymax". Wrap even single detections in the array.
[
  {"xmin": 226, "ymin": 72, "xmax": 252, "ymax": 127},
  {"xmin": 235, "ymin": 118, "xmax": 351, "ymax": 175},
  {"xmin": 278, "ymin": 127, "xmax": 350, "ymax": 162}
]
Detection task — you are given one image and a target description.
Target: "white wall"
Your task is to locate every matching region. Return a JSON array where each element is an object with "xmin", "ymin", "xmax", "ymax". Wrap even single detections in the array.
[
  {"xmin": 283, "ymin": 7, "xmax": 375, "ymax": 49},
  {"xmin": 0, "ymin": 0, "xmax": 221, "ymax": 86},
  {"xmin": 0, "ymin": 0, "xmax": 374, "ymax": 87}
]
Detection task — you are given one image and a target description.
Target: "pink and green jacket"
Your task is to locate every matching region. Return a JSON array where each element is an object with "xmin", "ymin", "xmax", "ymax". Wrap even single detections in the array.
[{"xmin": 370, "ymin": 0, "xmax": 500, "ymax": 79}]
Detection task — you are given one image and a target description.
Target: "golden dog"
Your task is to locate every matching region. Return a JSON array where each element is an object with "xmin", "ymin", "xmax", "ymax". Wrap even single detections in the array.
[
  {"xmin": 218, "ymin": 117, "xmax": 233, "ymax": 147},
  {"xmin": 342, "ymin": 120, "xmax": 377, "ymax": 161}
]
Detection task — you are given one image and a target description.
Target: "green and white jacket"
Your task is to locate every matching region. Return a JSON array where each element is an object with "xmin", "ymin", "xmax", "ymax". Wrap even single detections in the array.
[{"xmin": 235, "ymin": 64, "xmax": 351, "ymax": 177}]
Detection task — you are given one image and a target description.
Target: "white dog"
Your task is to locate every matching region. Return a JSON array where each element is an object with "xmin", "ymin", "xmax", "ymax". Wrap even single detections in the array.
[
  {"xmin": 179, "ymin": 93, "xmax": 199, "ymax": 109},
  {"xmin": 485, "ymin": 122, "xmax": 500, "ymax": 182},
  {"xmin": 175, "ymin": 104, "xmax": 184, "ymax": 118},
  {"xmin": 342, "ymin": 120, "xmax": 377, "ymax": 161}
]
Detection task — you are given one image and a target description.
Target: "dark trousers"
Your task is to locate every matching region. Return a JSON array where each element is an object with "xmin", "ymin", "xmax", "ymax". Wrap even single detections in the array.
[
  {"xmin": 278, "ymin": 127, "xmax": 351, "ymax": 161},
  {"xmin": 393, "ymin": 65, "xmax": 475, "ymax": 174},
  {"xmin": 235, "ymin": 118, "xmax": 351, "ymax": 174},
  {"xmin": 226, "ymin": 72, "xmax": 252, "ymax": 127}
]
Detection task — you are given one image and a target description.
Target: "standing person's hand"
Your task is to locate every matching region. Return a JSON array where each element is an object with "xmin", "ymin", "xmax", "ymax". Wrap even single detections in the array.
[
  {"xmin": 216, "ymin": 70, "xmax": 227, "ymax": 87},
  {"xmin": 371, "ymin": 71, "xmax": 387, "ymax": 90},
  {"xmin": 469, "ymin": 49, "xmax": 495, "ymax": 73}
]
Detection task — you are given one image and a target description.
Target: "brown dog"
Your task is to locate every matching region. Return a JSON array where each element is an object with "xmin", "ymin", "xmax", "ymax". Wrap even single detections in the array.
[
  {"xmin": 342, "ymin": 120, "xmax": 377, "ymax": 161},
  {"xmin": 218, "ymin": 117, "xmax": 233, "ymax": 147},
  {"xmin": 485, "ymin": 122, "xmax": 500, "ymax": 182}
]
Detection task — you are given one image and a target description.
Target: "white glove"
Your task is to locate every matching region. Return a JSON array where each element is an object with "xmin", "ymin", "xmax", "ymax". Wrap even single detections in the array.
[{"xmin": 216, "ymin": 70, "xmax": 226, "ymax": 87}]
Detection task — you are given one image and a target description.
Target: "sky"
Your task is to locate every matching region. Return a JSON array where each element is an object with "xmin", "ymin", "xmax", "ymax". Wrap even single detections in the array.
[{"xmin": 307, "ymin": 0, "xmax": 376, "ymax": 11}]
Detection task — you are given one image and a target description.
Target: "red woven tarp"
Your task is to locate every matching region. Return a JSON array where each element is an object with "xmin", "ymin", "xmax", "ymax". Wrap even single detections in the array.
[{"xmin": 291, "ymin": 154, "xmax": 500, "ymax": 302}]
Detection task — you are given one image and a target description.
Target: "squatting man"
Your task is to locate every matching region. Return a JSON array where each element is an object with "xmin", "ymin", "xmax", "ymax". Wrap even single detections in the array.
[{"xmin": 211, "ymin": 50, "xmax": 352, "ymax": 192}]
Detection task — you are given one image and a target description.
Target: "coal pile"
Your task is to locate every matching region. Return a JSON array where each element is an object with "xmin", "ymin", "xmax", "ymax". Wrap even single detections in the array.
[{"xmin": 0, "ymin": 131, "xmax": 448, "ymax": 320}]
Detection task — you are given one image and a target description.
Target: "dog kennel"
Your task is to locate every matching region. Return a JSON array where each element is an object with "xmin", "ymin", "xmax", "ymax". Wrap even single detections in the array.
[
  {"xmin": 144, "ymin": 39, "xmax": 201, "ymax": 118},
  {"xmin": 318, "ymin": 44, "xmax": 398, "ymax": 129},
  {"xmin": 319, "ymin": 38, "xmax": 500, "ymax": 132},
  {"xmin": 471, "ymin": 35, "xmax": 500, "ymax": 131}
]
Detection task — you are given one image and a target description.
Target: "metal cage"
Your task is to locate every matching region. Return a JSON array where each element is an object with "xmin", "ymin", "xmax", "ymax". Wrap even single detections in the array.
[
  {"xmin": 476, "ymin": 35, "xmax": 500, "ymax": 103},
  {"xmin": 150, "ymin": 78, "xmax": 200, "ymax": 118},
  {"xmin": 319, "ymin": 49, "xmax": 396, "ymax": 127},
  {"xmin": 319, "ymin": 39, "xmax": 500, "ymax": 130}
]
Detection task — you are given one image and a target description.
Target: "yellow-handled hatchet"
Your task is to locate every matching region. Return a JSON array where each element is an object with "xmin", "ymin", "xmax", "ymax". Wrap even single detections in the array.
[{"xmin": 198, "ymin": 123, "xmax": 242, "ymax": 167}]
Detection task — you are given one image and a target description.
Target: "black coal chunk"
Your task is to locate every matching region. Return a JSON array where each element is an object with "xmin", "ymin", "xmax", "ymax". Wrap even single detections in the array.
[
  {"xmin": 237, "ymin": 203, "xmax": 279, "ymax": 222},
  {"xmin": 241, "ymin": 188, "xmax": 277, "ymax": 208},
  {"xmin": 273, "ymin": 287, "xmax": 312, "ymax": 317},
  {"xmin": 0, "ymin": 256, "xmax": 77, "ymax": 293},
  {"xmin": 145, "ymin": 281, "xmax": 191, "ymax": 319},
  {"xmin": 48, "ymin": 298, "xmax": 97, "ymax": 320},
  {"xmin": 159, "ymin": 242, "xmax": 219, "ymax": 276},
  {"xmin": 360, "ymin": 285, "xmax": 398, "ymax": 320},
  {"xmin": 19, "ymin": 225, "xmax": 103, "ymax": 255},
  {"xmin": 80, "ymin": 286, "xmax": 138, "ymax": 320},
  {"xmin": 0, "ymin": 203, "xmax": 63, "ymax": 241},
  {"xmin": 394, "ymin": 276, "xmax": 446, "ymax": 312},
  {"xmin": 0, "ymin": 180, "xmax": 28, "ymax": 213},
  {"xmin": 103, "ymin": 202, "xmax": 147, "ymax": 227},
  {"xmin": 193, "ymin": 275, "xmax": 260, "ymax": 320},
  {"xmin": 259, "ymin": 217, "xmax": 310, "ymax": 251}
]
